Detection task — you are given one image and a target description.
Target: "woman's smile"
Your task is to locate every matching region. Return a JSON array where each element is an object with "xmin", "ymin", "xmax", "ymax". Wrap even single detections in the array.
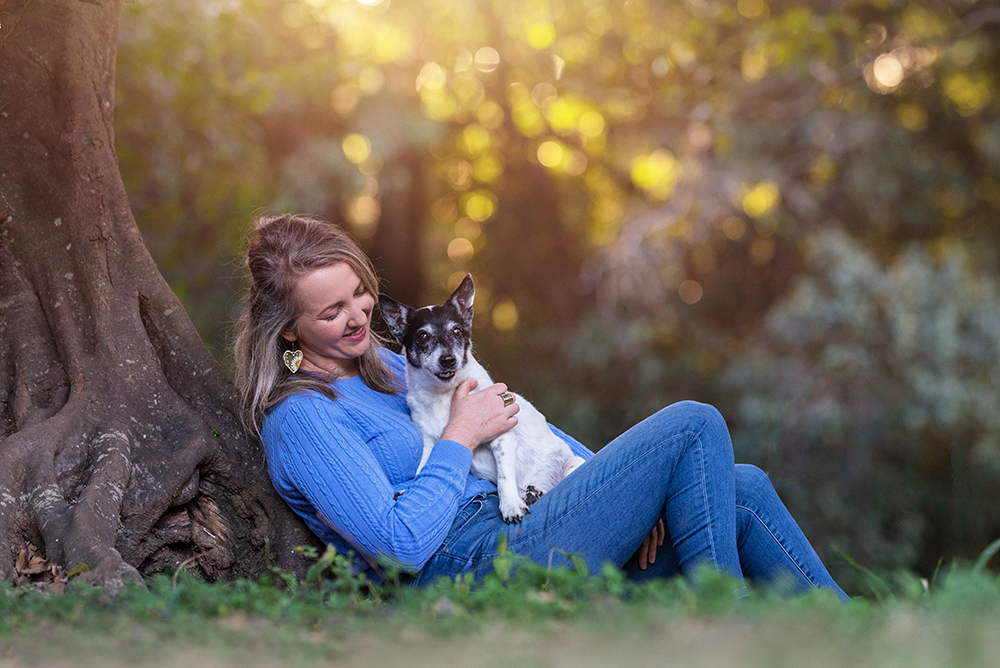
[{"xmin": 342, "ymin": 323, "xmax": 367, "ymax": 342}]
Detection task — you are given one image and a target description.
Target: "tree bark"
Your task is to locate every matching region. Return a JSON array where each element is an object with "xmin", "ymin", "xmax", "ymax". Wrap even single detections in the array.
[{"xmin": 0, "ymin": 0, "xmax": 315, "ymax": 590}]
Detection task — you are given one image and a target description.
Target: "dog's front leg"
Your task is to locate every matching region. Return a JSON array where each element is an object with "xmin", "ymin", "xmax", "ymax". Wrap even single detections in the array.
[
  {"xmin": 490, "ymin": 435, "xmax": 528, "ymax": 523},
  {"xmin": 415, "ymin": 435, "xmax": 437, "ymax": 474}
]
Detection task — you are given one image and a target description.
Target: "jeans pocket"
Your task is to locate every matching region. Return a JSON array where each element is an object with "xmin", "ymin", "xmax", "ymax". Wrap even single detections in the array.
[{"xmin": 439, "ymin": 494, "xmax": 488, "ymax": 554}]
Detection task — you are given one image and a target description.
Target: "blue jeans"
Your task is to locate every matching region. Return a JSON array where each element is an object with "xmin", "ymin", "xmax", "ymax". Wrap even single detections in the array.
[{"xmin": 415, "ymin": 401, "xmax": 849, "ymax": 600}]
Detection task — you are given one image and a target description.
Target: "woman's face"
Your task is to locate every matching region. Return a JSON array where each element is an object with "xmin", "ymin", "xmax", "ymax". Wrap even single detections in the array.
[{"xmin": 282, "ymin": 262, "xmax": 375, "ymax": 377}]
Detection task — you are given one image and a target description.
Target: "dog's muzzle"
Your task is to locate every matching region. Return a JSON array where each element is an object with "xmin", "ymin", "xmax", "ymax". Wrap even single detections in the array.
[{"xmin": 435, "ymin": 354, "xmax": 457, "ymax": 380}]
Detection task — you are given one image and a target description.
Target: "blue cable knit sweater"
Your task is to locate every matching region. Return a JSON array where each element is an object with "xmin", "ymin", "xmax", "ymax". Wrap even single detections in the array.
[{"xmin": 261, "ymin": 352, "xmax": 592, "ymax": 576}]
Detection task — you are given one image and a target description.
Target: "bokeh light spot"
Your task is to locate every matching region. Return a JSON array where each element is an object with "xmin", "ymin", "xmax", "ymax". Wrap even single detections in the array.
[
  {"xmin": 737, "ymin": 0, "xmax": 767, "ymax": 19},
  {"xmin": 462, "ymin": 190, "xmax": 497, "ymax": 221},
  {"xmin": 476, "ymin": 100, "xmax": 505, "ymax": 129},
  {"xmin": 741, "ymin": 50, "xmax": 768, "ymax": 82},
  {"xmin": 532, "ymin": 82, "xmax": 558, "ymax": 108},
  {"xmin": 358, "ymin": 66, "xmax": 384, "ymax": 95},
  {"xmin": 537, "ymin": 141, "xmax": 564, "ymax": 168},
  {"xmin": 447, "ymin": 237, "xmax": 475, "ymax": 262},
  {"xmin": 897, "ymin": 103, "xmax": 928, "ymax": 131},
  {"xmin": 371, "ymin": 24, "xmax": 411, "ymax": 62},
  {"xmin": 455, "ymin": 217, "xmax": 482, "ymax": 241},
  {"xmin": 472, "ymin": 154, "xmax": 504, "ymax": 183},
  {"xmin": 651, "ymin": 55, "xmax": 671, "ymax": 77},
  {"xmin": 347, "ymin": 195, "xmax": 380, "ymax": 237},
  {"xmin": 578, "ymin": 110, "xmax": 606, "ymax": 138},
  {"xmin": 416, "ymin": 62, "xmax": 447, "ymax": 91},
  {"xmin": 668, "ymin": 42, "xmax": 697, "ymax": 69},
  {"xmin": 873, "ymin": 54, "xmax": 904, "ymax": 89},
  {"xmin": 462, "ymin": 124, "xmax": 491, "ymax": 156},
  {"xmin": 431, "ymin": 197, "xmax": 458, "ymax": 223},
  {"xmin": 342, "ymin": 134, "xmax": 371, "ymax": 164},
  {"xmin": 492, "ymin": 300, "xmax": 519, "ymax": 331},
  {"xmin": 678, "ymin": 280, "xmax": 703, "ymax": 305},
  {"xmin": 944, "ymin": 73, "xmax": 992, "ymax": 116},
  {"xmin": 722, "ymin": 216, "xmax": 746, "ymax": 240},
  {"xmin": 331, "ymin": 85, "xmax": 359, "ymax": 115},
  {"xmin": 528, "ymin": 23, "xmax": 556, "ymax": 50},
  {"xmin": 475, "ymin": 47, "xmax": 500, "ymax": 72},
  {"xmin": 809, "ymin": 155, "xmax": 837, "ymax": 184},
  {"xmin": 447, "ymin": 160, "xmax": 473, "ymax": 190},
  {"xmin": 741, "ymin": 181, "xmax": 780, "ymax": 217},
  {"xmin": 585, "ymin": 6, "xmax": 612, "ymax": 35},
  {"xmin": 631, "ymin": 150, "xmax": 681, "ymax": 200}
]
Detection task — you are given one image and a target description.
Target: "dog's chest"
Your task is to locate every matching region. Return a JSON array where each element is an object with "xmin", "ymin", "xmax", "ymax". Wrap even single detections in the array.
[
  {"xmin": 404, "ymin": 358, "xmax": 494, "ymax": 441},
  {"xmin": 405, "ymin": 391, "xmax": 451, "ymax": 438}
]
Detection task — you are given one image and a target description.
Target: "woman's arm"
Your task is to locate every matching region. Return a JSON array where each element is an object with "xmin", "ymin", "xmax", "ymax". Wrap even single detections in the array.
[
  {"xmin": 269, "ymin": 395, "xmax": 474, "ymax": 572},
  {"xmin": 547, "ymin": 423, "xmax": 595, "ymax": 461}
]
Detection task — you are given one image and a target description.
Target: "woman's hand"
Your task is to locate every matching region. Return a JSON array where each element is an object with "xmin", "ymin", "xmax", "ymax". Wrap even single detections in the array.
[
  {"xmin": 440, "ymin": 380, "xmax": 519, "ymax": 451},
  {"xmin": 636, "ymin": 519, "xmax": 665, "ymax": 570}
]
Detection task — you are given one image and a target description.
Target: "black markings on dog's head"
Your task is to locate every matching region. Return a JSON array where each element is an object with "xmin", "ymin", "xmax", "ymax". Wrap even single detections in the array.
[
  {"xmin": 377, "ymin": 295, "xmax": 414, "ymax": 345},
  {"xmin": 380, "ymin": 276, "xmax": 478, "ymax": 382},
  {"xmin": 446, "ymin": 274, "xmax": 476, "ymax": 329}
]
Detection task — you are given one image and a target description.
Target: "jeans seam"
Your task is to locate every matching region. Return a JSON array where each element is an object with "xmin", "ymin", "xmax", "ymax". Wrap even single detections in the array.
[
  {"xmin": 693, "ymin": 436, "xmax": 719, "ymax": 571},
  {"xmin": 736, "ymin": 503, "xmax": 820, "ymax": 590},
  {"xmin": 509, "ymin": 429, "xmax": 702, "ymax": 558}
]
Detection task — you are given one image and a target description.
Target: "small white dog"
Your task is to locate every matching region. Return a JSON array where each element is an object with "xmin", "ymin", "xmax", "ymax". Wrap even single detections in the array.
[{"xmin": 379, "ymin": 274, "xmax": 585, "ymax": 523}]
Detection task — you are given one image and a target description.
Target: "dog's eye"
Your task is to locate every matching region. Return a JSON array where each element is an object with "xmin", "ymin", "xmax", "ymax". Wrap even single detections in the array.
[
  {"xmin": 415, "ymin": 331, "xmax": 430, "ymax": 344},
  {"xmin": 452, "ymin": 326, "xmax": 462, "ymax": 337}
]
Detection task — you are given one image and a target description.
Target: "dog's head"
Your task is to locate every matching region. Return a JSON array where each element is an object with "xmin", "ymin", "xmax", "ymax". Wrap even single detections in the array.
[{"xmin": 379, "ymin": 274, "xmax": 475, "ymax": 385}]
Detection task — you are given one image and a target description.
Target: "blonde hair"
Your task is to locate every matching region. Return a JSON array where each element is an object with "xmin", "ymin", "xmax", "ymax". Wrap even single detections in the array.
[{"xmin": 233, "ymin": 214, "xmax": 400, "ymax": 435}]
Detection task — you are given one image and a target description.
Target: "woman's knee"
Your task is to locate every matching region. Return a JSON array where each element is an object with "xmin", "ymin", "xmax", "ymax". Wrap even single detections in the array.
[
  {"xmin": 734, "ymin": 464, "xmax": 776, "ymax": 505},
  {"xmin": 657, "ymin": 400, "xmax": 727, "ymax": 433},
  {"xmin": 646, "ymin": 401, "xmax": 733, "ymax": 462}
]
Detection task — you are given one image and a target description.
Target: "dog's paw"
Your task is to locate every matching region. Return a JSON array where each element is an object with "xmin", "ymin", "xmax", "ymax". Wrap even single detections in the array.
[
  {"xmin": 500, "ymin": 499, "xmax": 529, "ymax": 524},
  {"xmin": 524, "ymin": 485, "xmax": 544, "ymax": 507}
]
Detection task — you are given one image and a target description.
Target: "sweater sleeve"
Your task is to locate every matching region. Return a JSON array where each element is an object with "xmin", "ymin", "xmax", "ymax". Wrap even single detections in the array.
[
  {"xmin": 547, "ymin": 423, "xmax": 595, "ymax": 461},
  {"xmin": 271, "ymin": 396, "xmax": 474, "ymax": 572}
]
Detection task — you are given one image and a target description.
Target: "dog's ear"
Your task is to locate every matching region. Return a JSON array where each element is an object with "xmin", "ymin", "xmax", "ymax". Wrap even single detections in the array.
[
  {"xmin": 377, "ymin": 295, "xmax": 413, "ymax": 344},
  {"xmin": 447, "ymin": 274, "xmax": 475, "ymax": 325}
]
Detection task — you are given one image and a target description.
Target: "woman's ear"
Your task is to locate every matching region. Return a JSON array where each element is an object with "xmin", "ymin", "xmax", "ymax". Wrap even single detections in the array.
[{"xmin": 281, "ymin": 329, "xmax": 298, "ymax": 343}]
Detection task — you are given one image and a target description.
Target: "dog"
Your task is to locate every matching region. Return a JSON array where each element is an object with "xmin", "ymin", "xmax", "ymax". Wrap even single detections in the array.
[{"xmin": 379, "ymin": 274, "xmax": 585, "ymax": 523}]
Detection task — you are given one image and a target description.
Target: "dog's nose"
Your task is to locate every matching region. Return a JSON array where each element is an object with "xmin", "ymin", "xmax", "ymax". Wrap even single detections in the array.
[{"xmin": 439, "ymin": 354, "xmax": 456, "ymax": 369}]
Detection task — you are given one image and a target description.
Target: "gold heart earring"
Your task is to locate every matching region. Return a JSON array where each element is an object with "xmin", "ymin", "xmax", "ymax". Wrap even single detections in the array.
[{"xmin": 283, "ymin": 347, "xmax": 303, "ymax": 373}]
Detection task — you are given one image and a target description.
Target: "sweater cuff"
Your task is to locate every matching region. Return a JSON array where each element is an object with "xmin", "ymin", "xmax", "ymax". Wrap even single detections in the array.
[{"xmin": 425, "ymin": 439, "xmax": 474, "ymax": 469}]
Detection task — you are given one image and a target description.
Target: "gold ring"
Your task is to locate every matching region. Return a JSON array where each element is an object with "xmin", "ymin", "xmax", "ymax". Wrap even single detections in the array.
[{"xmin": 500, "ymin": 391, "xmax": 516, "ymax": 407}]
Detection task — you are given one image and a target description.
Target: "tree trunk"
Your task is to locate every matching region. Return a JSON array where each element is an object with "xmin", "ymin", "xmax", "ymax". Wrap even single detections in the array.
[{"xmin": 0, "ymin": 0, "xmax": 315, "ymax": 590}]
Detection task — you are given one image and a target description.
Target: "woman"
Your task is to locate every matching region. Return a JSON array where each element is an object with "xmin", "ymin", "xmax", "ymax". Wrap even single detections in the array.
[{"xmin": 234, "ymin": 213, "xmax": 849, "ymax": 599}]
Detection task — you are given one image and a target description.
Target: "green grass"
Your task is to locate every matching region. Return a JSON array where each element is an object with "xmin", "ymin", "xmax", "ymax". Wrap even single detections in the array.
[{"xmin": 2, "ymin": 543, "xmax": 1000, "ymax": 668}]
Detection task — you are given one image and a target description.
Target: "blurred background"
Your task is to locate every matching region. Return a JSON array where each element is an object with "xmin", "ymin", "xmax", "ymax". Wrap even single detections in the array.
[{"xmin": 115, "ymin": 0, "xmax": 1000, "ymax": 591}]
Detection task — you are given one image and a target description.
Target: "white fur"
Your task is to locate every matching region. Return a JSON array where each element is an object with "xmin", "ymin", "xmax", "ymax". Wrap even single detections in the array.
[{"xmin": 408, "ymin": 356, "xmax": 585, "ymax": 524}]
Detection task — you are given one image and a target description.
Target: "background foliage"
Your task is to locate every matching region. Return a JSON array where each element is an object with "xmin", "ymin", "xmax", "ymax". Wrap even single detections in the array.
[{"xmin": 115, "ymin": 0, "xmax": 1000, "ymax": 590}]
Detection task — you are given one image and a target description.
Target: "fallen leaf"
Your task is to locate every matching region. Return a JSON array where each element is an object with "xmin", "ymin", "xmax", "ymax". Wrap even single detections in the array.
[{"xmin": 14, "ymin": 543, "xmax": 70, "ymax": 593}]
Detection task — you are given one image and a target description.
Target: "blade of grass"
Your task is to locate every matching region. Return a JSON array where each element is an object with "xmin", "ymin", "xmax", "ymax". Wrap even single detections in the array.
[
  {"xmin": 972, "ymin": 537, "xmax": 1000, "ymax": 575},
  {"xmin": 833, "ymin": 545, "xmax": 893, "ymax": 602}
]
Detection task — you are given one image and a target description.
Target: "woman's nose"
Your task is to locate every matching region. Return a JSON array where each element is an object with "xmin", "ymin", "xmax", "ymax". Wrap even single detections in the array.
[{"xmin": 347, "ymin": 298, "xmax": 371, "ymax": 323}]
